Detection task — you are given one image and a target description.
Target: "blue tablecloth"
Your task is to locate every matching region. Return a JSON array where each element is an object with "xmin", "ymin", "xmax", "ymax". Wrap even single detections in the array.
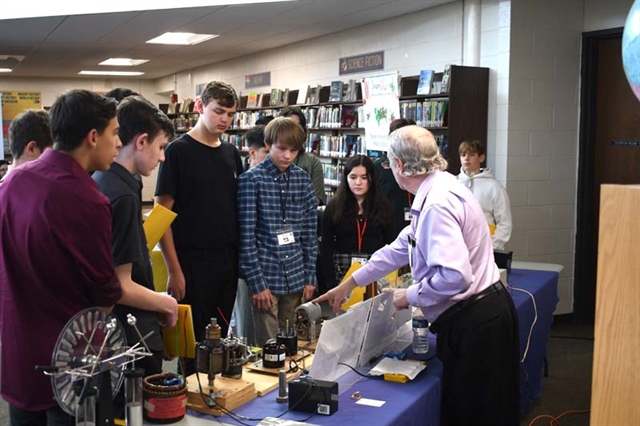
[
  {"xmin": 508, "ymin": 268, "xmax": 560, "ymax": 413},
  {"xmin": 196, "ymin": 268, "xmax": 558, "ymax": 426}
]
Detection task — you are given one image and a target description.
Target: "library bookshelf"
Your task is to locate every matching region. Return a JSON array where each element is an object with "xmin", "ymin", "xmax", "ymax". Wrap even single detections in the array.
[{"xmin": 227, "ymin": 65, "xmax": 489, "ymax": 197}]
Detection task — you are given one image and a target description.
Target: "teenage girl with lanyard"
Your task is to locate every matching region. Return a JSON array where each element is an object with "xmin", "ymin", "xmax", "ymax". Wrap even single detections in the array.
[{"xmin": 321, "ymin": 155, "xmax": 393, "ymax": 290}]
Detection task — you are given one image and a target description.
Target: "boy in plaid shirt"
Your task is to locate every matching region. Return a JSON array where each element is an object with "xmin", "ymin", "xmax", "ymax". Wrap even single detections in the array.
[{"xmin": 238, "ymin": 117, "xmax": 317, "ymax": 347}]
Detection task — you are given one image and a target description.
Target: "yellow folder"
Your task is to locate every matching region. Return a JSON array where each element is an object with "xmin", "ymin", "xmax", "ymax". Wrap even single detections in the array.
[
  {"xmin": 150, "ymin": 250, "xmax": 169, "ymax": 293},
  {"xmin": 340, "ymin": 262, "xmax": 399, "ymax": 311},
  {"xmin": 143, "ymin": 204, "xmax": 177, "ymax": 251},
  {"xmin": 163, "ymin": 304, "xmax": 196, "ymax": 359}
]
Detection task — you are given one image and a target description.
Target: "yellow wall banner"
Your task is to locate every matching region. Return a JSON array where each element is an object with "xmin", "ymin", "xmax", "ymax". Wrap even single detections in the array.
[{"xmin": 1, "ymin": 91, "xmax": 42, "ymax": 141}]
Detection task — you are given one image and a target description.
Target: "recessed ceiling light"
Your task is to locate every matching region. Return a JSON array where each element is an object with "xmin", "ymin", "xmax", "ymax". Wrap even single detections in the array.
[
  {"xmin": 79, "ymin": 70, "xmax": 144, "ymax": 76},
  {"xmin": 146, "ymin": 32, "xmax": 218, "ymax": 46},
  {"xmin": 0, "ymin": 68, "xmax": 12, "ymax": 73},
  {"xmin": 99, "ymin": 58, "xmax": 149, "ymax": 67}
]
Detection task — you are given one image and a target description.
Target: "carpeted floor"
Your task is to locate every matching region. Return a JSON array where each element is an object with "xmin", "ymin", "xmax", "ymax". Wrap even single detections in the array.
[
  {"xmin": 0, "ymin": 320, "xmax": 594, "ymax": 426},
  {"xmin": 520, "ymin": 319, "xmax": 594, "ymax": 426}
]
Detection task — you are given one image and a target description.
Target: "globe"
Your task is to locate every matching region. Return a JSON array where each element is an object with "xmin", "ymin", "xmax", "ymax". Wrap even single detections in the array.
[{"xmin": 622, "ymin": 0, "xmax": 640, "ymax": 102}]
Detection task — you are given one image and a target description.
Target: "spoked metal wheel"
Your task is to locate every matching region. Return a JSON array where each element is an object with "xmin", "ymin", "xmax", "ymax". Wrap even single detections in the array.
[{"xmin": 50, "ymin": 308, "xmax": 127, "ymax": 416}]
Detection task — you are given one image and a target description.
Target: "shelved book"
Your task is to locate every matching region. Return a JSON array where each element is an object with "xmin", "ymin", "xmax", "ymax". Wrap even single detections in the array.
[
  {"xmin": 269, "ymin": 88, "xmax": 282, "ymax": 107},
  {"xmin": 230, "ymin": 109, "xmax": 278, "ymax": 130},
  {"xmin": 329, "ymin": 81, "xmax": 344, "ymax": 102},
  {"xmin": 246, "ymin": 92, "xmax": 259, "ymax": 108},
  {"xmin": 181, "ymin": 98, "xmax": 194, "ymax": 113},
  {"xmin": 344, "ymin": 79, "xmax": 358, "ymax": 102},
  {"xmin": 297, "ymin": 85, "xmax": 309, "ymax": 104},
  {"xmin": 306, "ymin": 85, "xmax": 322, "ymax": 104},
  {"xmin": 417, "ymin": 70, "xmax": 435, "ymax": 95},
  {"xmin": 440, "ymin": 64, "xmax": 452, "ymax": 93},
  {"xmin": 399, "ymin": 100, "xmax": 448, "ymax": 127},
  {"xmin": 341, "ymin": 105, "xmax": 358, "ymax": 128}
]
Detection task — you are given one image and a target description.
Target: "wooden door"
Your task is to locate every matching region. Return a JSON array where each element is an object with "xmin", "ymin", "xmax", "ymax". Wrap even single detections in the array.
[
  {"xmin": 594, "ymin": 37, "xmax": 640, "ymax": 190},
  {"xmin": 575, "ymin": 31, "xmax": 640, "ymax": 323}
]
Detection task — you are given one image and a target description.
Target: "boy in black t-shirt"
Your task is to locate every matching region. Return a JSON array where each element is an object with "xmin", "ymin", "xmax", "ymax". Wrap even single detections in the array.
[
  {"xmin": 155, "ymin": 81, "xmax": 243, "ymax": 364},
  {"xmin": 93, "ymin": 96, "xmax": 178, "ymax": 377}
]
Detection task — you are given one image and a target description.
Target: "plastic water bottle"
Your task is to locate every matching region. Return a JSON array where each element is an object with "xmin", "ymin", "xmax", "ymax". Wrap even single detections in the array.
[{"xmin": 412, "ymin": 307, "xmax": 429, "ymax": 354}]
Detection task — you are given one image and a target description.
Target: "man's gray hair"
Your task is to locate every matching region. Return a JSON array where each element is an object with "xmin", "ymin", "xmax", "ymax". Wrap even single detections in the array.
[{"xmin": 388, "ymin": 125, "xmax": 447, "ymax": 176}]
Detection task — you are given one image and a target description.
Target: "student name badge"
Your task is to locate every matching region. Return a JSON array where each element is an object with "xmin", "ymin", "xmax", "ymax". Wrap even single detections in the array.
[
  {"xmin": 277, "ymin": 227, "xmax": 295, "ymax": 246},
  {"xmin": 404, "ymin": 207, "xmax": 413, "ymax": 222},
  {"xmin": 351, "ymin": 253, "xmax": 370, "ymax": 265}
]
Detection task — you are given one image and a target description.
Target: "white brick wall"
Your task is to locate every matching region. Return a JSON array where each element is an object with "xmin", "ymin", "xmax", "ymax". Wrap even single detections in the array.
[
  {"xmin": 173, "ymin": 2, "xmax": 464, "ymax": 98},
  {"xmin": 495, "ymin": 1, "xmax": 629, "ymax": 314},
  {"xmin": 506, "ymin": 0, "xmax": 586, "ymax": 314}
]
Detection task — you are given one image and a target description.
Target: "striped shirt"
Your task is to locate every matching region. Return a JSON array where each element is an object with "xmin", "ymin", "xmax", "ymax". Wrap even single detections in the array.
[{"xmin": 238, "ymin": 155, "xmax": 317, "ymax": 295}]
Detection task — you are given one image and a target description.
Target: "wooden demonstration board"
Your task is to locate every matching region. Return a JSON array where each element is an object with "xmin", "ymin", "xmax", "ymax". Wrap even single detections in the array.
[
  {"xmin": 186, "ymin": 351, "xmax": 315, "ymax": 414},
  {"xmin": 244, "ymin": 349, "xmax": 313, "ymax": 375},
  {"xmin": 186, "ymin": 374, "xmax": 255, "ymax": 416},
  {"xmin": 244, "ymin": 354, "xmax": 315, "ymax": 396}
]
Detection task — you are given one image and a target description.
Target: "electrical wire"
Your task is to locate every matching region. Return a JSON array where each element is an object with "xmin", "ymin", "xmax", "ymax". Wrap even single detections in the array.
[
  {"xmin": 337, "ymin": 362, "xmax": 373, "ymax": 378},
  {"xmin": 191, "ymin": 362, "xmax": 319, "ymax": 425},
  {"xmin": 273, "ymin": 378, "xmax": 324, "ymax": 422},
  {"xmin": 289, "ymin": 358, "xmax": 300, "ymax": 373},
  {"xmin": 192, "ymin": 368, "xmax": 261, "ymax": 425},
  {"xmin": 217, "ymin": 306, "xmax": 230, "ymax": 329},
  {"xmin": 211, "ymin": 378, "xmax": 318, "ymax": 425},
  {"xmin": 212, "ymin": 403, "xmax": 262, "ymax": 425},
  {"xmin": 508, "ymin": 284, "xmax": 537, "ymax": 363},
  {"xmin": 528, "ymin": 409, "xmax": 590, "ymax": 426}
]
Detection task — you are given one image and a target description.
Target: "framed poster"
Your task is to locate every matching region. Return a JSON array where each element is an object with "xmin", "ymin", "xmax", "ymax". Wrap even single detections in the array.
[{"xmin": 1, "ymin": 91, "xmax": 42, "ymax": 157}]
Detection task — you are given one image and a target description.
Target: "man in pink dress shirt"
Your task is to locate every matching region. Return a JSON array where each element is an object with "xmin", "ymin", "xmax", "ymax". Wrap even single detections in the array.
[{"xmin": 315, "ymin": 125, "xmax": 519, "ymax": 425}]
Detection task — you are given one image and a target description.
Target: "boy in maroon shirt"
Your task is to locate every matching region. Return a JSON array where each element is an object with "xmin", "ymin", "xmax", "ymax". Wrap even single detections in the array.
[{"xmin": 0, "ymin": 90, "xmax": 122, "ymax": 426}]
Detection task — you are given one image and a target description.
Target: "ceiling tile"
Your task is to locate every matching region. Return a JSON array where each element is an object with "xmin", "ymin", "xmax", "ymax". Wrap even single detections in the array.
[{"xmin": 0, "ymin": 0, "xmax": 457, "ymax": 79}]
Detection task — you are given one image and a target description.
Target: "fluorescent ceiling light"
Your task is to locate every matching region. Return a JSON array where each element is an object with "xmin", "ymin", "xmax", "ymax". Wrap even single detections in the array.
[
  {"xmin": 99, "ymin": 58, "xmax": 149, "ymax": 67},
  {"xmin": 0, "ymin": 68, "xmax": 12, "ymax": 73},
  {"xmin": 79, "ymin": 70, "xmax": 144, "ymax": 76},
  {"xmin": 146, "ymin": 32, "xmax": 218, "ymax": 45},
  {"xmin": 0, "ymin": 0, "xmax": 295, "ymax": 20}
]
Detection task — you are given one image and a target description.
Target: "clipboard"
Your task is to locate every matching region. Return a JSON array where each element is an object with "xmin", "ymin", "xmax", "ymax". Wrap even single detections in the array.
[{"xmin": 163, "ymin": 304, "xmax": 196, "ymax": 359}]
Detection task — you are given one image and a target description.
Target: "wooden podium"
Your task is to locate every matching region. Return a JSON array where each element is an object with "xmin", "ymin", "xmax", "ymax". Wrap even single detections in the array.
[{"xmin": 591, "ymin": 185, "xmax": 640, "ymax": 424}]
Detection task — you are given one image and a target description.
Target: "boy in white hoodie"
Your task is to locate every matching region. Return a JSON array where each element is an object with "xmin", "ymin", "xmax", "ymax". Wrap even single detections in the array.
[{"xmin": 458, "ymin": 140, "xmax": 512, "ymax": 250}]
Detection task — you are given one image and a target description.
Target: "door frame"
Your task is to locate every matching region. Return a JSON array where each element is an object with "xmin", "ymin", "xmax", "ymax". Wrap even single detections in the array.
[{"xmin": 574, "ymin": 27, "xmax": 624, "ymax": 324}]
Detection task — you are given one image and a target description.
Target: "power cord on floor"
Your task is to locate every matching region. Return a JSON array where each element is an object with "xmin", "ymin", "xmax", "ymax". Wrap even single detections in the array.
[{"xmin": 528, "ymin": 409, "xmax": 590, "ymax": 426}]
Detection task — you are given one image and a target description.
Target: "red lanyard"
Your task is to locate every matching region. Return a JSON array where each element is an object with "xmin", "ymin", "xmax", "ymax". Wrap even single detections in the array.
[
  {"xmin": 407, "ymin": 192, "xmax": 413, "ymax": 207},
  {"xmin": 356, "ymin": 218, "xmax": 368, "ymax": 252}
]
